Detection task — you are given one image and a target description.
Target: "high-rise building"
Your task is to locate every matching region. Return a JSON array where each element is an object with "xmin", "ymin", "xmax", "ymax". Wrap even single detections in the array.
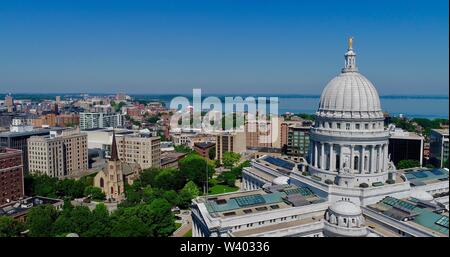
[
  {"xmin": 5, "ymin": 94, "xmax": 14, "ymax": 113},
  {"xmin": 0, "ymin": 127, "xmax": 53, "ymax": 173},
  {"xmin": 79, "ymin": 112, "xmax": 124, "ymax": 130},
  {"xmin": 245, "ymin": 118, "xmax": 283, "ymax": 150},
  {"xmin": 0, "ymin": 148, "xmax": 24, "ymax": 205},
  {"xmin": 115, "ymin": 134, "xmax": 161, "ymax": 169},
  {"xmin": 388, "ymin": 127, "xmax": 424, "ymax": 167},
  {"xmin": 430, "ymin": 129, "xmax": 449, "ymax": 168},
  {"xmin": 215, "ymin": 131, "xmax": 246, "ymax": 162},
  {"xmin": 285, "ymin": 123, "xmax": 311, "ymax": 157},
  {"xmin": 27, "ymin": 128, "xmax": 88, "ymax": 178}
]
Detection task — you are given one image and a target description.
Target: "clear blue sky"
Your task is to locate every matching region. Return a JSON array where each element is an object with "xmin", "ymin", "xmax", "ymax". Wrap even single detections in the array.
[{"xmin": 0, "ymin": 0, "xmax": 448, "ymax": 95}]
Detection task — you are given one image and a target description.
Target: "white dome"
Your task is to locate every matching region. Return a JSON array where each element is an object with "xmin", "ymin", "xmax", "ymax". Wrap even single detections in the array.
[
  {"xmin": 319, "ymin": 72, "xmax": 382, "ymax": 113},
  {"xmin": 272, "ymin": 176, "xmax": 289, "ymax": 185},
  {"xmin": 329, "ymin": 200, "xmax": 362, "ymax": 216},
  {"xmin": 410, "ymin": 190, "xmax": 434, "ymax": 202}
]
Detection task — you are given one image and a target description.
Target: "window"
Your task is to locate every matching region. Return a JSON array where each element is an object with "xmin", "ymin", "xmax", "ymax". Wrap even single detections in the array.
[
  {"xmin": 337, "ymin": 123, "xmax": 341, "ymax": 129},
  {"xmin": 346, "ymin": 123, "xmax": 350, "ymax": 130},
  {"xmin": 355, "ymin": 124, "xmax": 360, "ymax": 130}
]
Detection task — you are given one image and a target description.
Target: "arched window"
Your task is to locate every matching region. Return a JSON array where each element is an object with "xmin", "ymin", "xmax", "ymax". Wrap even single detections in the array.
[
  {"xmin": 364, "ymin": 156, "xmax": 368, "ymax": 171},
  {"xmin": 111, "ymin": 187, "xmax": 114, "ymax": 194},
  {"xmin": 99, "ymin": 178, "xmax": 104, "ymax": 188},
  {"xmin": 354, "ymin": 156, "xmax": 359, "ymax": 170}
]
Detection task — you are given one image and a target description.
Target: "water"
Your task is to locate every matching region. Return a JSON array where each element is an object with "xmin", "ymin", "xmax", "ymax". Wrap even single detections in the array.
[
  {"xmin": 1, "ymin": 93, "xmax": 448, "ymax": 119},
  {"xmin": 277, "ymin": 96, "xmax": 449, "ymax": 119}
]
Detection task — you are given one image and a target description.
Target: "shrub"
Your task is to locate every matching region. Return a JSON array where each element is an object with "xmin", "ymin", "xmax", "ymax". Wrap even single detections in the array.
[
  {"xmin": 302, "ymin": 172, "xmax": 308, "ymax": 176},
  {"xmin": 359, "ymin": 183, "xmax": 369, "ymax": 188},
  {"xmin": 324, "ymin": 179, "xmax": 334, "ymax": 185}
]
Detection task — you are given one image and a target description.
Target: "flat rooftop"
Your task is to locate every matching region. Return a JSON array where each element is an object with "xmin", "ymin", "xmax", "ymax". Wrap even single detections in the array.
[
  {"xmin": 368, "ymin": 196, "xmax": 449, "ymax": 236},
  {"xmin": 0, "ymin": 196, "xmax": 63, "ymax": 218},
  {"xmin": 254, "ymin": 155, "xmax": 301, "ymax": 175},
  {"xmin": 202, "ymin": 184, "xmax": 325, "ymax": 219},
  {"xmin": 399, "ymin": 168, "xmax": 449, "ymax": 187}
]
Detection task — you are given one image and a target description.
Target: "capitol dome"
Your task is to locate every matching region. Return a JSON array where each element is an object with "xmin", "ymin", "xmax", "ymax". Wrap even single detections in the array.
[
  {"xmin": 316, "ymin": 37, "xmax": 384, "ymax": 119},
  {"xmin": 319, "ymin": 72, "xmax": 382, "ymax": 114},
  {"xmin": 308, "ymin": 38, "xmax": 391, "ymax": 188},
  {"xmin": 329, "ymin": 200, "xmax": 362, "ymax": 216}
]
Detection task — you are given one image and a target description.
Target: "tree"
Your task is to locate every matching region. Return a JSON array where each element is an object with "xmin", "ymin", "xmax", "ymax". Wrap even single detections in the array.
[
  {"xmin": 222, "ymin": 152, "xmax": 241, "ymax": 169},
  {"xmin": 0, "ymin": 216, "xmax": 25, "ymax": 237},
  {"xmin": 162, "ymin": 190, "xmax": 179, "ymax": 207},
  {"xmin": 148, "ymin": 198, "xmax": 176, "ymax": 237},
  {"xmin": 181, "ymin": 181, "xmax": 200, "ymax": 198},
  {"xmin": 27, "ymin": 205, "xmax": 58, "ymax": 237},
  {"xmin": 174, "ymin": 145, "xmax": 194, "ymax": 154},
  {"xmin": 84, "ymin": 186, "xmax": 106, "ymax": 201},
  {"xmin": 84, "ymin": 204, "xmax": 111, "ymax": 237},
  {"xmin": 177, "ymin": 181, "xmax": 200, "ymax": 209},
  {"xmin": 154, "ymin": 168, "xmax": 186, "ymax": 191},
  {"xmin": 397, "ymin": 159, "xmax": 421, "ymax": 170},
  {"xmin": 179, "ymin": 154, "xmax": 214, "ymax": 187},
  {"xmin": 110, "ymin": 207, "xmax": 150, "ymax": 237},
  {"xmin": 218, "ymin": 172, "xmax": 237, "ymax": 187},
  {"xmin": 208, "ymin": 147, "xmax": 216, "ymax": 160}
]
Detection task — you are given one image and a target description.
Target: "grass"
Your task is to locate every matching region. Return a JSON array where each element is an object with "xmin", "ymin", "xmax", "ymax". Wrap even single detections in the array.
[
  {"xmin": 175, "ymin": 222, "xmax": 182, "ymax": 230},
  {"xmin": 183, "ymin": 229, "xmax": 192, "ymax": 237},
  {"xmin": 208, "ymin": 184, "xmax": 239, "ymax": 195}
]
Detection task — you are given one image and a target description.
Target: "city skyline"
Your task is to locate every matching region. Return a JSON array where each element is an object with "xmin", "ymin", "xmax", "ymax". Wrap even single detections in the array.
[{"xmin": 0, "ymin": 0, "xmax": 448, "ymax": 95}]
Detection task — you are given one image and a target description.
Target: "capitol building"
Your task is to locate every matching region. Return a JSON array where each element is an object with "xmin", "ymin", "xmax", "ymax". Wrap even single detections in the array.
[{"xmin": 191, "ymin": 38, "xmax": 449, "ymax": 237}]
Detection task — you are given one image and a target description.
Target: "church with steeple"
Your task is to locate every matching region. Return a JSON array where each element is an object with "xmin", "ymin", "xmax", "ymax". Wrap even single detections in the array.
[{"xmin": 94, "ymin": 131, "xmax": 141, "ymax": 202}]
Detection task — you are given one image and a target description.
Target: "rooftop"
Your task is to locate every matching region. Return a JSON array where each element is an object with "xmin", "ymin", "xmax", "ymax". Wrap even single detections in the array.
[
  {"xmin": 432, "ymin": 128, "xmax": 449, "ymax": 136},
  {"xmin": 368, "ymin": 196, "xmax": 449, "ymax": 236},
  {"xmin": 194, "ymin": 142, "xmax": 216, "ymax": 149},
  {"xmin": 201, "ymin": 184, "xmax": 325, "ymax": 218},
  {"xmin": 0, "ymin": 196, "xmax": 63, "ymax": 218},
  {"xmin": 399, "ymin": 168, "xmax": 449, "ymax": 187}
]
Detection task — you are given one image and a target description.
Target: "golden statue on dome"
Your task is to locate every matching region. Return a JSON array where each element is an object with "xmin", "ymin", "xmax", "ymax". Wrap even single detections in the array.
[{"xmin": 348, "ymin": 36, "xmax": 353, "ymax": 49}]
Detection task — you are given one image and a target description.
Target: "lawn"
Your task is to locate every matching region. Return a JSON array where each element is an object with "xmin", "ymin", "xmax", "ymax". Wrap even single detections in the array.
[
  {"xmin": 208, "ymin": 184, "xmax": 239, "ymax": 195},
  {"xmin": 175, "ymin": 222, "xmax": 182, "ymax": 230},
  {"xmin": 183, "ymin": 229, "xmax": 192, "ymax": 237}
]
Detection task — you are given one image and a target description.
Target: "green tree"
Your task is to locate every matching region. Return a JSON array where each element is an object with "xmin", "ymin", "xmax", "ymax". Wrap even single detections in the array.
[
  {"xmin": 148, "ymin": 198, "xmax": 176, "ymax": 237},
  {"xmin": 208, "ymin": 147, "xmax": 216, "ymax": 160},
  {"xmin": 222, "ymin": 152, "xmax": 241, "ymax": 169},
  {"xmin": 162, "ymin": 190, "xmax": 180, "ymax": 207},
  {"xmin": 84, "ymin": 186, "xmax": 106, "ymax": 201},
  {"xmin": 110, "ymin": 206, "xmax": 150, "ymax": 237},
  {"xmin": 179, "ymin": 154, "xmax": 214, "ymax": 187},
  {"xmin": 27, "ymin": 205, "xmax": 58, "ymax": 237},
  {"xmin": 0, "ymin": 216, "xmax": 25, "ymax": 237},
  {"xmin": 397, "ymin": 159, "xmax": 421, "ymax": 169},
  {"xmin": 218, "ymin": 172, "xmax": 237, "ymax": 187},
  {"xmin": 154, "ymin": 168, "xmax": 186, "ymax": 191},
  {"xmin": 181, "ymin": 181, "xmax": 200, "ymax": 198},
  {"xmin": 84, "ymin": 204, "xmax": 111, "ymax": 237}
]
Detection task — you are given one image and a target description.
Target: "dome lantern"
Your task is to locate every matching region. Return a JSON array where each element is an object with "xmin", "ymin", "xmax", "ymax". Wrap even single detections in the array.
[{"xmin": 342, "ymin": 37, "xmax": 358, "ymax": 73}]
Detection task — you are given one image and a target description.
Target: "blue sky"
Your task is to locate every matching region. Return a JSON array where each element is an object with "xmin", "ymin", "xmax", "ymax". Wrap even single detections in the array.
[{"xmin": 0, "ymin": 0, "xmax": 448, "ymax": 95}]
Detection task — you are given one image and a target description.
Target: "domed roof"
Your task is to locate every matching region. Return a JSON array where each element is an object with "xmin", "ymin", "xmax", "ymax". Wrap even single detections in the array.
[
  {"xmin": 272, "ymin": 176, "xmax": 289, "ymax": 185},
  {"xmin": 329, "ymin": 200, "xmax": 362, "ymax": 216},
  {"xmin": 410, "ymin": 190, "xmax": 434, "ymax": 202},
  {"xmin": 317, "ymin": 39, "xmax": 383, "ymax": 115},
  {"xmin": 319, "ymin": 72, "xmax": 382, "ymax": 113}
]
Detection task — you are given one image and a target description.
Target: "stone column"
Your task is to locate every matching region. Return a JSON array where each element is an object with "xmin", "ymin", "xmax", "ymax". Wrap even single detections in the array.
[
  {"xmin": 383, "ymin": 143, "xmax": 388, "ymax": 171},
  {"xmin": 359, "ymin": 146, "xmax": 364, "ymax": 174},
  {"xmin": 377, "ymin": 145, "xmax": 382, "ymax": 173},
  {"xmin": 314, "ymin": 141, "xmax": 318, "ymax": 168},
  {"xmin": 339, "ymin": 144, "xmax": 344, "ymax": 170},
  {"xmin": 370, "ymin": 145, "xmax": 375, "ymax": 173},
  {"xmin": 330, "ymin": 143, "xmax": 336, "ymax": 171},
  {"xmin": 320, "ymin": 143, "xmax": 325, "ymax": 169}
]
